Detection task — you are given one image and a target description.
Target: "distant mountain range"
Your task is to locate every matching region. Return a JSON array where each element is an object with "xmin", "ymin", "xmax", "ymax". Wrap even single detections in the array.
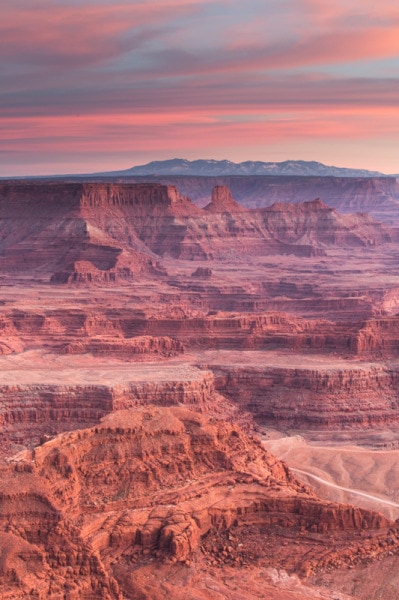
[{"xmin": 96, "ymin": 158, "xmax": 393, "ymax": 178}]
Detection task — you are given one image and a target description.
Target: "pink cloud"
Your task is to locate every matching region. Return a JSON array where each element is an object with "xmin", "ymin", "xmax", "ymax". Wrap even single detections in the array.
[
  {"xmin": 208, "ymin": 26, "xmax": 399, "ymax": 76},
  {"xmin": 2, "ymin": 0, "xmax": 399, "ymax": 176},
  {"xmin": 280, "ymin": 26, "xmax": 399, "ymax": 68},
  {"xmin": 0, "ymin": 1, "xmax": 205, "ymax": 69},
  {"xmin": 5, "ymin": 0, "xmax": 398, "ymax": 82},
  {"xmin": 2, "ymin": 104, "xmax": 398, "ymax": 155},
  {"xmin": 2, "ymin": 105, "xmax": 399, "ymax": 176}
]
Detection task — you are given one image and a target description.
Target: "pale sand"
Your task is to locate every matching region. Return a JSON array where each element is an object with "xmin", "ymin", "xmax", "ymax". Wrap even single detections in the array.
[{"xmin": 264, "ymin": 435, "xmax": 399, "ymax": 519}]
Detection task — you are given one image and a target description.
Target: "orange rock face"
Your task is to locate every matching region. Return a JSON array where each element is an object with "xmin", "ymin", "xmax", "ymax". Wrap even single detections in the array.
[
  {"xmin": 121, "ymin": 174, "xmax": 399, "ymax": 224},
  {"xmin": 0, "ymin": 182, "xmax": 391, "ymax": 279},
  {"xmin": 1, "ymin": 406, "xmax": 398, "ymax": 599},
  {"xmin": 2, "ymin": 180, "xmax": 399, "ymax": 599}
]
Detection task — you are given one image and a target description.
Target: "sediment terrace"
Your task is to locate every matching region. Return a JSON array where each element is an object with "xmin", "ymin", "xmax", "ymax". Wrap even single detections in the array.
[
  {"xmin": 0, "ymin": 182, "xmax": 394, "ymax": 284},
  {"xmin": 196, "ymin": 350, "xmax": 399, "ymax": 430},
  {"xmin": 106, "ymin": 174, "xmax": 399, "ymax": 224},
  {"xmin": 5, "ymin": 303, "xmax": 399, "ymax": 356},
  {"xmin": 0, "ymin": 351, "xmax": 232, "ymax": 453},
  {"xmin": 3, "ymin": 346, "xmax": 399, "ymax": 457}
]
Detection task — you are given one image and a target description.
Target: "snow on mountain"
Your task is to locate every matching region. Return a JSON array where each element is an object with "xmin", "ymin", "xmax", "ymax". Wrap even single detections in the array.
[{"xmin": 102, "ymin": 158, "xmax": 387, "ymax": 178}]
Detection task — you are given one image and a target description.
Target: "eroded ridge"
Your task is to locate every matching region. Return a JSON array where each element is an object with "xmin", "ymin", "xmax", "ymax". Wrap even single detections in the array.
[
  {"xmin": 1, "ymin": 407, "xmax": 398, "ymax": 599},
  {"xmin": 2, "ymin": 180, "xmax": 399, "ymax": 599}
]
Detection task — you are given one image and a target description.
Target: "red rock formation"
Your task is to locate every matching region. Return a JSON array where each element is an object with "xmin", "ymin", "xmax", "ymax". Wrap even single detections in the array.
[
  {"xmin": 0, "ymin": 302, "xmax": 392, "ymax": 363},
  {"xmin": 1, "ymin": 407, "xmax": 397, "ymax": 599},
  {"xmin": 61, "ymin": 335, "xmax": 184, "ymax": 358},
  {"xmin": 354, "ymin": 316, "xmax": 399, "ymax": 357},
  {"xmin": 2, "ymin": 179, "xmax": 399, "ymax": 598},
  {"xmin": 0, "ymin": 361, "xmax": 253, "ymax": 454},
  {"xmin": 191, "ymin": 266, "xmax": 212, "ymax": 277},
  {"xmin": 0, "ymin": 182, "xmax": 172, "ymax": 278},
  {"xmin": 80, "ymin": 182, "xmax": 200, "ymax": 217},
  {"xmin": 204, "ymin": 185, "xmax": 247, "ymax": 213},
  {"xmin": 0, "ymin": 182, "xmax": 391, "ymax": 279},
  {"xmin": 6, "ymin": 301, "xmax": 399, "ymax": 434},
  {"xmin": 51, "ymin": 254, "xmax": 165, "ymax": 284},
  {"xmin": 124, "ymin": 174, "xmax": 399, "ymax": 224},
  {"xmin": 261, "ymin": 198, "xmax": 391, "ymax": 248},
  {"xmin": 204, "ymin": 354, "xmax": 399, "ymax": 429}
]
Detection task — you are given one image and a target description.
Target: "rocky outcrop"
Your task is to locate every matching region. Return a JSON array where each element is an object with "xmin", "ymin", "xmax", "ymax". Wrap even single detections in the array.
[
  {"xmin": 260, "ymin": 199, "xmax": 391, "ymax": 248},
  {"xmin": 0, "ymin": 182, "xmax": 392, "ymax": 280},
  {"xmin": 1, "ymin": 407, "xmax": 398, "ymax": 599},
  {"xmin": 0, "ymin": 384, "xmax": 114, "ymax": 452},
  {"xmin": 3, "ymin": 179, "xmax": 399, "ymax": 598},
  {"xmin": 0, "ymin": 363, "xmax": 252, "ymax": 453},
  {"xmin": 204, "ymin": 185, "xmax": 247, "ymax": 214},
  {"xmin": 61, "ymin": 335, "xmax": 184, "ymax": 358},
  {"xmin": 51, "ymin": 254, "xmax": 166, "ymax": 284},
  {"xmin": 123, "ymin": 174, "xmax": 399, "ymax": 224},
  {"xmin": 115, "ymin": 311, "xmax": 374, "ymax": 354},
  {"xmin": 5, "ymin": 303, "xmax": 399, "ymax": 439},
  {"xmin": 203, "ymin": 353, "xmax": 399, "ymax": 430},
  {"xmin": 0, "ymin": 182, "xmax": 173, "ymax": 279},
  {"xmin": 191, "ymin": 266, "xmax": 212, "ymax": 277},
  {"xmin": 354, "ymin": 316, "xmax": 399, "ymax": 357},
  {"xmin": 0, "ymin": 305, "xmax": 394, "ymax": 359},
  {"xmin": 0, "ymin": 315, "xmax": 24, "ymax": 354}
]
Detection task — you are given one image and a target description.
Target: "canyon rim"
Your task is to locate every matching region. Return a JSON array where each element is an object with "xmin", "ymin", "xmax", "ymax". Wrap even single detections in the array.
[
  {"xmin": 1, "ymin": 176, "xmax": 399, "ymax": 599},
  {"xmin": 3, "ymin": 0, "xmax": 399, "ymax": 597}
]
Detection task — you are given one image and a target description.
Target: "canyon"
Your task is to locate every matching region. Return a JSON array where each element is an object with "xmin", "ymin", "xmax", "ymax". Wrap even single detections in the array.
[
  {"xmin": 66, "ymin": 173, "xmax": 399, "ymax": 224},
  {"xmin": 2, "ymin": 180, "xmax": 399, "ymax": 598}
]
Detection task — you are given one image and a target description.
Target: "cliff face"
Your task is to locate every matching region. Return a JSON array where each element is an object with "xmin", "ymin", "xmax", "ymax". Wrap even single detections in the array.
[
  {"xmin": 61, "ymin": 335, "xmax": 184, "ymax": 358},
  {"xmin": 118, "ymin": 175, "xmax": 399, "ymax": 224},
  {"xmin": 0, "ymin": 306, "xmax": 369, "ymax": 357},
  {"xmin": 354, "ymin": 317, "xmax": 399, "ymax": 357},
  {"xmin": 3, "ymin": 178, "xmax": 399, "ymax": 598},
  {"xmin": 0, "ymin": 364, "xmax": 240, "ymax": 453},
  {"xmin": 0, "ymin": 350, "xmax": 259, "ymax": 460},
  {"xmin": 204, "ymin": 185, "xmax": 247, "ymax": 213},
  {"xmin": 1, "ymin": 406, "xmax": 397, "ymax": 599},
  {"xmin": 0, "ymin": 305, "xmax": 389, "ymax": 356},
  {"xmin": 0, "ymin": 182, "xmax": 179, "ymax": 278},
  {"xmin": 202, "ymin": 353, "xmax": 399, "ymax": 430},
  {"xmin": 116, "ymin": 311, "xmax": 363, "ymax": 352},
  {"xmin": 5, "ymin": 303, "xmax": 399, "ymax": 434},
  {"xmin": 0, "ymin": 182, "xmax": 392, "ymax": 281},
  {"xmin": 261, "ymin": 199, "xmax": 390, "ymax": 248}
]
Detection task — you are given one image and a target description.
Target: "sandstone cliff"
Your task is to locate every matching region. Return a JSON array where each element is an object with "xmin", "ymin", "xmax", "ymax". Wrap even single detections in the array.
[
  {"xmin": 116, "ymin": 174, "xmax": 399, "ymax": 224},
  {"xmin": 1, "ymin": 407, "xmax": 397, "ymax": 599},
  {"xmin": 204, "ymin": 185, "xmax": 247, "ymax": 213},
  {"xmin": 203, "ymin": 352, "xmax": 399, "ymax": 430},
  {"xmin": 2, "ymin": 178, "xmax": 399, "ymax": 599},
  {"xmin": 261, "ymin": 198, "xmax": 390, "ymax": 248},
  {"xmin": 0, "ymin": 182, "xmax": 392, "ymax": 282}
]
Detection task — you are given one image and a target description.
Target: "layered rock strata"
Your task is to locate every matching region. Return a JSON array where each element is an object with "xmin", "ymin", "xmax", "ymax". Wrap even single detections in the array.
[
  {"xmin": 0, "ymin": 183, "xmax": 391, "ymax": 282},
  {"xmin": 2, "ymin": 179, "xmax": 399, "ymax": 598},
  {"xmin": 201, "ymin": 351, "xmax": 399, "ymax": 430},
  {"xmin": 114, "ymin": 174, "xmax": 399, "ymax": 224},
  {"xmin": 0, "ymin": 307, "xmax": 373, "ymax": 354},
  {"xmin": 1, "ymin": 407, "xmax": 398, "ymax": 599},
  {"xmin": 0, "ymin": 360, "xmax": 251, "ymax": 453}
]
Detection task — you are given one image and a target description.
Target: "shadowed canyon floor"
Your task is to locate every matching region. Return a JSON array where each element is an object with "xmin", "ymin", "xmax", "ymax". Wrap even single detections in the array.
[{"xmin": 2, "ymin": 182, "xmax": 399, "ymax": 598}]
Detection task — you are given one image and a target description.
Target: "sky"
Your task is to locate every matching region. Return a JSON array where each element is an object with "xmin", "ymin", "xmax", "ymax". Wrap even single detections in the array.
[{"xmin": 1, "ymin": 0, "xmax": 399, "ymax": 176}]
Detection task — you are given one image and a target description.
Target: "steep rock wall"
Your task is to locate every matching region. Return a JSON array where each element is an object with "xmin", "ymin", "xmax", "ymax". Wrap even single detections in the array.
[
  {"xmin": 1, "ymin": 407, "xmax": 398, "ymax": 599},
  {"xmin": 206, "ymin": 360, "xmax": 399, "ymax": 429},
  {"xmin": 121, "ymin": 175, "xmax": 399, "ymax": 224},
  {"xmin": 0, "ymin": 182, "xmax": 392, "ymax": 278}
]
